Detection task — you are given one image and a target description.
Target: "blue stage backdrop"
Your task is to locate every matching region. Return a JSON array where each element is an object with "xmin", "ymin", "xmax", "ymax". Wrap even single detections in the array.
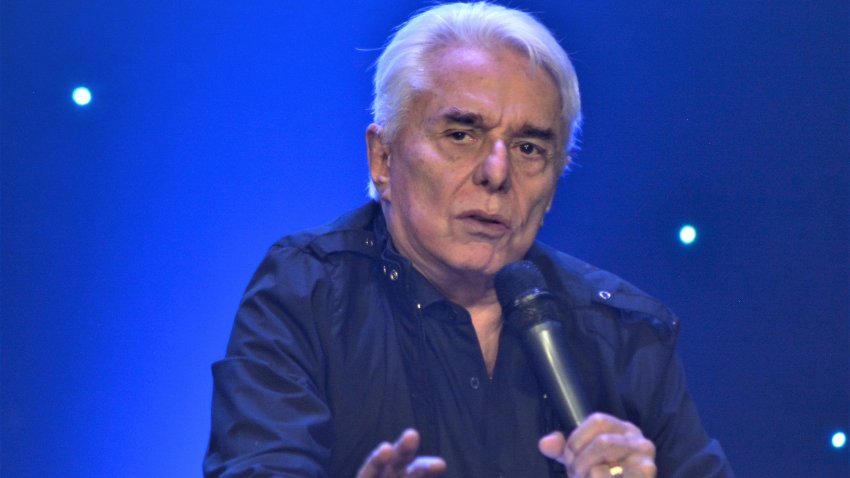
[{"xmin": 2, "ymin": 1, "xmax": 848, "ymax": 476}]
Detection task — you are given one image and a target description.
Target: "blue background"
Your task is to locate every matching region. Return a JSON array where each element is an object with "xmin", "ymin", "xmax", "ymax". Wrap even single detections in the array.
[{"xmin": 2, "ymin": 1, "xmax": 848, "ymax": 476}]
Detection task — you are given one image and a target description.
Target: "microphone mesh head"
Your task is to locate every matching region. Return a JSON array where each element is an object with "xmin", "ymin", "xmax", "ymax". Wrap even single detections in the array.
[{"xmin": 494, "ymin": 260, "xmax": 547, "ymax": 311}]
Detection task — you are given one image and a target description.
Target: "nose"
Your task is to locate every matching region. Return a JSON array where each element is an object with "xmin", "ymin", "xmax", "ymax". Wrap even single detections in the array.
[{"xmin": 473, "ymin": 139, "xmax": 510, "ymax": 192}]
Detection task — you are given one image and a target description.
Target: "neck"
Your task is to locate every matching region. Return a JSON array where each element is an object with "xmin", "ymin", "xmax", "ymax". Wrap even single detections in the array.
[
  {"xmin": 386, "ymin": 227, "xmax": 507, "ymax": 375},
  {"xmin": 430, "ymin": 267, "xmax": 498, "ymax": 310},
  {"xmin": 407, "ymin": 256, "xmax": 506, "ymax": 376}
]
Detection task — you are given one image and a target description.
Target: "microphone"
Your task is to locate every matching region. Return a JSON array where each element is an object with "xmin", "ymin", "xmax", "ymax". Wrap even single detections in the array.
[{"xmin": 495, "ymin": 260, "xmax": 591, "ymax": 431}]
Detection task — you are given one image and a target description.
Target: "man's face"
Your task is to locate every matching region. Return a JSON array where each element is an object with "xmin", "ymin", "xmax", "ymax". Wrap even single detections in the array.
[{"xmin": 368, "ymin": 44, "xmax": 564, "ymax": 287}]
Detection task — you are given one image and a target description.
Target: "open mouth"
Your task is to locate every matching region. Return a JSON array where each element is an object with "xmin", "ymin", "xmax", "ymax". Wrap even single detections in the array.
[
  {"xmin": 461, "ymin": 211, "xmax": 510, "ymax": 232},
  {"xmin": 471, "ymin": 214, "xmax": 503, "ymax": 225}
]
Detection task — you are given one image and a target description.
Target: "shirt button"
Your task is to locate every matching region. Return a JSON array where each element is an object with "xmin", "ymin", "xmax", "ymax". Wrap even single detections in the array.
[
  {"xmin": 469, "ymin": 376, "xmax": 480, "ymax": 389},
  {"xmin": 364, "ymin": 238, "xmax": 374, "ymax": 247},
  {"xmin": 597, "ymin": 290, "xmax": 612, "ymax": 300},
  {"xmin": 389, "ymin": 269, "xmax": 399, "ymax": 281}
]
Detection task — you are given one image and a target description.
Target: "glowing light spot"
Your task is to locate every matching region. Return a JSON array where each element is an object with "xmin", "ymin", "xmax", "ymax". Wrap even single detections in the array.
[
  {"xmin": 832, "ymin": 432, "xmax": 846, "ymax": 449},
  {"xmin": 679, "ymin": 225, "xmax": 697, "ymax": 245},
  {"xmin": 72, "ymin": 86, "xmax": 91, "ymax": 106}
]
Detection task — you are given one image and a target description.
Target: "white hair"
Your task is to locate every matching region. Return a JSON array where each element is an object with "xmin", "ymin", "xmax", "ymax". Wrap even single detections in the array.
[{"xmin": 367, "ymin": 1, "xmax": 582, "ymax": 199}]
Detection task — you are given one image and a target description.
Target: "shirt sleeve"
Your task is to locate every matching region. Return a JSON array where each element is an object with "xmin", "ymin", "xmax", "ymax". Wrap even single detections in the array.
[
  {"xmin": 649, "ymin": 342, "xmax": 736, "ymax": 478},
  {"xmin": 204, "ymin": 245, "xmax": 333, "ymax": 478}
]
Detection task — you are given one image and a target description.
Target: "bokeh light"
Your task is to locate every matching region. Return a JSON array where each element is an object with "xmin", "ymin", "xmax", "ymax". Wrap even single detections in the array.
[
  {"xmin": 72, "ymin": 86, "xmax": 91, "ymax": 106},
  {"xmin": 833, "ymin": 432, "xmax": 847, "ymax": 449},
  {"xmin": 679, "ymin": 225, "xmax": 697, "ymax": 245}
]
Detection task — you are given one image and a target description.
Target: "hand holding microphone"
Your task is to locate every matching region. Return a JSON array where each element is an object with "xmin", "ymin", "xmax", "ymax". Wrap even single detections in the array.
[{"xmin": 496, "ymin": 261, "xmax": 657, "ymax": 478}]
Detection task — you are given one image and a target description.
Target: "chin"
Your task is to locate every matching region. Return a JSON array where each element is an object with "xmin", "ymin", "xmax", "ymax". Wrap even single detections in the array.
[{"xmin": 448, "ymin": 252, "xmax": 513, "ymax": 277}]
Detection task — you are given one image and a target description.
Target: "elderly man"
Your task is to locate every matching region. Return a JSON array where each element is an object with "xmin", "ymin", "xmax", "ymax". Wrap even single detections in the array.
[{"xmin": 204, "ymin": 3, "xmax": 733, "ymax": 477}]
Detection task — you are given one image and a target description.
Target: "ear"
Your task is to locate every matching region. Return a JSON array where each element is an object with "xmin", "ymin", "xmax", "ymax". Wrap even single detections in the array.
[{"xmin": 366, "ymin": 124, "xmax": 392, "ymax": 201}]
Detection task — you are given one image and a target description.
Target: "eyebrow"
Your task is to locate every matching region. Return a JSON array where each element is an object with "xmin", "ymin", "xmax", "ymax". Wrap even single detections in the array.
[
  {"xmin": 516, "ymin": 123, "xmax": 555, "ymax": 142},
  {"xmin": 440, "ymin": 108, "xmax": 485, "ymax": 127},
  {"xmin": 435, "ymin": 108, "xmax": 556, "ymax": 142}
]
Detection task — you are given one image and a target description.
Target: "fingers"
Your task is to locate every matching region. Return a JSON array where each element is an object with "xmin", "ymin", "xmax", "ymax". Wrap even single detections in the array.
[
  {"xmin": 357, "ymin": 442, "xmax": 393, "ymax": 478},
  {"xmin": 405, "ymin": 457, "xmax": 447, "ymax": 477},
  {"xmin": 538, "ymin": 431, "xmax": 573, "ymax": 463},
  {"xmin": 585, "ymin": 456, "xmax": 656, "ymax": 478},
  {"xmin": 392, "ymin": 428, "xmax": 421, "ymax": 469},
  {"xmin": 357, "ymin": 429, "xmax": 446, "ymax": 478},
  {"xmin": 567, "ymin": 413, "xmax": 642, "ymax": 457},
  {"xmin": 572, "ymin": 432, "xmax": 656, "ymax": 478},
  {"xmin": 541, "ymin": 413, "xmax": 656, "ymax": 478}
]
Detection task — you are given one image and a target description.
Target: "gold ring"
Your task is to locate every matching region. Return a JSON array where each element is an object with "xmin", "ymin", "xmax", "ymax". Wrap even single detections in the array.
[{"xmin": 609, "ymin": 465, "xmax": 624, "ymax": 476}]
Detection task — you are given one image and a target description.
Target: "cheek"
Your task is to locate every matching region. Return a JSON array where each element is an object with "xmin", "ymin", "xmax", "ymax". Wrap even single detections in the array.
[
  {"xmin": 512, "ymin": 187, "xmax": 556, "ymax": 239},
  {"xmin": 535, "ymin": 192, "xmax": 554, "ymax": 220},
  {"xmin": 521, "ymin": 181, "xmax": 556, "ymax": 213},
  {"xmin": 393, "ymin": 159, "xmax": 446, "ymax": 207}
]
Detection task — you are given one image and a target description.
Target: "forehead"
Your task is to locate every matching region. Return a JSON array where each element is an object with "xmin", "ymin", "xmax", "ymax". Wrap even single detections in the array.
[{"xmin": 410, "ymin": 44, "xmax": 563, "ymax": 132}]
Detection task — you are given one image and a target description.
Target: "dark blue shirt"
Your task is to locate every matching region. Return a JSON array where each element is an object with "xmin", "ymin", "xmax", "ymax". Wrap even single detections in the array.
[{"xmin": 204, "ymin": 203, "xmax": 733, "ymax": 477}]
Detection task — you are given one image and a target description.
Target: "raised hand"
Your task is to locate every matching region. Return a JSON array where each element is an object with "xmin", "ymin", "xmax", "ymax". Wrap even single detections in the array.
[{"xmin": 357, "ymin": 429, "xmax": 447, "ymax": 478}]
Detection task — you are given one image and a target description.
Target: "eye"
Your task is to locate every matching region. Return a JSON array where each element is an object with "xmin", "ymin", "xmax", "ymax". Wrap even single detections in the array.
[
  {"xmin": 518, "ymin": 142, "xmax": 546, "ymax": 157},
  {"xmin": 449, "ymin": 131, "xmax": 472, "ymax": 142}
]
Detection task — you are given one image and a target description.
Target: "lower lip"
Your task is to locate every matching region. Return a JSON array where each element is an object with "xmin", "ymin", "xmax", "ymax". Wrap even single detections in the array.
[{"xmin": 459, "ymin": 216, "xmax": 510, "ymax": 236}]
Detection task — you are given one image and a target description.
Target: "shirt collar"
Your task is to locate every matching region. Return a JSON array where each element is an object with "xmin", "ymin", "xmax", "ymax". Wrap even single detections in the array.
[{"xmin": 373, "ymin": 211, "xmax": 447, "ymax": 311}]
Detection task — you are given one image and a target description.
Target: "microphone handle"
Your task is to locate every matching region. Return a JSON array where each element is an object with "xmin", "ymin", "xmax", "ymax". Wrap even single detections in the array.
[{"xmin": 522, "ymin": 320, "xmax": 591, "ymax": 430}]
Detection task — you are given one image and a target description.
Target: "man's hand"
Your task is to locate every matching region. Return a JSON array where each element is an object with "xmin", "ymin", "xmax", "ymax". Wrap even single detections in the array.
[
  {"xmin": 356, "ymin": 429, "xmax": 446, "ymax": 478},
  {"xmin": 538, "ymin": 413, "xmax": 657, "ymax": 478}
]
